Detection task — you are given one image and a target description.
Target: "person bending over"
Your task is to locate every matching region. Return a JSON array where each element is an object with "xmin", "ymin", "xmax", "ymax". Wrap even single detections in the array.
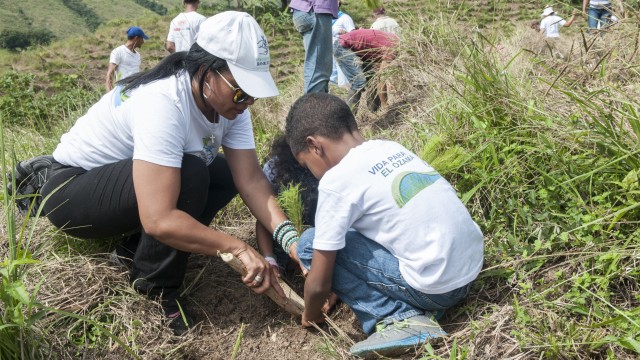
[
  {"xmin": 336, "ymin": 28, "xmax": 398, "ymax": 112},
  {"xmin": 23, "ymin": 12, "xmax": 296, "ymax": 335},
  {"xmin": 256, "ymin": 134, "xmax": 319, "ymax": 275},
  {"xmin": 539, "ymin": 6, "xmax": 578, "ymax": 38}
]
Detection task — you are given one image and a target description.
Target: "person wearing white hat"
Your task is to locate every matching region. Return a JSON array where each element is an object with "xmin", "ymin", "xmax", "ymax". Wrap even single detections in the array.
[
  {"xmin": 539, "ymin": 6, "xmax": 579, "ymax": 38},
  {"xmin": 35, "ymin": 11, "xmax": 293, "ymax": 335}
]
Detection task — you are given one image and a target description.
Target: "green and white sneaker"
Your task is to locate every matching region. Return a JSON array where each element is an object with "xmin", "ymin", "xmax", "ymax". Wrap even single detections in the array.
[{"xmin": 350, "ymin": 314, "xmax": 447, "ymax": 357}]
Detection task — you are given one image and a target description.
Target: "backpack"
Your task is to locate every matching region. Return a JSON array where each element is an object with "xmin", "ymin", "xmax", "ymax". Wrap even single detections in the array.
[{"xmin": 6, "ymin": 155, "xmax": 61, "ymax": 216}]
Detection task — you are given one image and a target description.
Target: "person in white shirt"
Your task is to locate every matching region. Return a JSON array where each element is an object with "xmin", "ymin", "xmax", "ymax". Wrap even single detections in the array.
[
  {"xmin": 330, "ymin": 2, "xmax": 355, "ymax": 88},
  {"xmin": 284, "ymin": 93, "xmax": 484, "ymax": 357},
  {"xmin": 539, "ymin": 6, "xmax": 578, "ymax": 38},
  {"xmin": 105, "ymin": 26, "xmax": 148, "ymax": 92},
  {"xmin": 370, "ymin": 6, "xmax": 400, "ymax": 36},
  {"xmin": 39, "ymin": 12, "xmax": 294, "ymax": 336},
  {"xmin": 166, "ymin": 0, "xmax": 206, "ymax": 53}
]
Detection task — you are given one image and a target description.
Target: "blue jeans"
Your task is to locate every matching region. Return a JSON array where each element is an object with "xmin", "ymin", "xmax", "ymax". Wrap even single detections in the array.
[
  {"xmin": 333, "ymin": 42, "xmax": 366, "ymax": 91},
  {"xmin": 292, "ymin": 10, "xmax": 333, "ymax": 94},
  {"xmin": 297, "ymin": 228, "xmax": 472, "ymax": 334},
  {"xmin": 587, "ymin": 6, "xmax": 611, "ymax": 30}
]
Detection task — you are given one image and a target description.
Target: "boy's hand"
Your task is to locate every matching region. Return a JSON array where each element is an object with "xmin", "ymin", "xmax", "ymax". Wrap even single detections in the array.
[
  {"xmin": 321, "ymin": 293, "xmax": 339, "ymax": 314},
  {"xmin": 301, "ymin": 311, "xmax": 325, "ymax": 327}
]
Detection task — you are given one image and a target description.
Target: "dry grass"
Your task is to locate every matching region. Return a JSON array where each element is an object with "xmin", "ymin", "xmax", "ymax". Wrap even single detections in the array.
[{"xmin": 2, "ymin": 3, "xmax": 639, "ymax": 359}]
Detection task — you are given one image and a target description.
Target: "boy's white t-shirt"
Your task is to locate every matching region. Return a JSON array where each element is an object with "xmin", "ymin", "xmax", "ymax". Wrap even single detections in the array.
[
  {"xmin": 167, "ymin": 11, "xmax": 207, "ymax": 52},
  {"xmin": 313, "ymin": 140, "xmax": 484, "ymax": 294},
  {"xmin": 540, "ymin": 15, "xmax": 566, "ymax": 38},
  {"xmin": 109, "ymin": 45, "xmax": 141, "ymax": 81},
  {"xmin": 53, "ymin": 71, "xmax": 255, "ymax": 170}
]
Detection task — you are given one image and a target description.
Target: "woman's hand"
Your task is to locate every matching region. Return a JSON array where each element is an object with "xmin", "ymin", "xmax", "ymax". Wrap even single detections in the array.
[{"xmin": 234, "ymin": 245, "xmax": 285, "ymax": 297}]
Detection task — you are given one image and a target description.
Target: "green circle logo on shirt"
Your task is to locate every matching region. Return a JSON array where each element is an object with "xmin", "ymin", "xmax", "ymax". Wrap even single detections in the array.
[{"xmin": 392, "ymin": 171, "xmax": 441, "ymax": 207}]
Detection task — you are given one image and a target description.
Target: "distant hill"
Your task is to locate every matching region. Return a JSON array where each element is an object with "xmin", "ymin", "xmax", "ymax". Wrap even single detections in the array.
[{"xmin": 0, "ymin": 0, "xmax": 205, "ymax": 42}]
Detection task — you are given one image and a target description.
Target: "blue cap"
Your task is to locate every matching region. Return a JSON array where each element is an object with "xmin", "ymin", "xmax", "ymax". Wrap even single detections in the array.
[{"xmin": 127, "ymin": 26, "xmax": 149, "ymax": 40}]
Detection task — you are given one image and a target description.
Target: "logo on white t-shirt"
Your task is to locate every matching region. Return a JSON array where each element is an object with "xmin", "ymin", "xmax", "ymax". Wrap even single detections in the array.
[
  {"xmin": 200, "ymin": 135, "xmax": 216, "ymax": 165},
  {"xmin": 392, "ymin": 171, "xmax": 442, "ymax": 207}
]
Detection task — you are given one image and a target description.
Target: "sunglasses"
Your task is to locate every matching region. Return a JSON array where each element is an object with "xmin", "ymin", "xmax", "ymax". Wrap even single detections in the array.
[{"xmin": 215, "ymin": 70, "xmax": 254, "ymax": 104}]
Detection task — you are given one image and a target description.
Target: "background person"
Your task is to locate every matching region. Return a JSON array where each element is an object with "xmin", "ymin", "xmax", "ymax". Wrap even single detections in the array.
[
  {"xmin": 539, "ymin": 7, "xmax": 578, "ymax": 38},
  {"xmin": 370, "ymin": 6, "xmax": 401, "ymax": 36},
  {"xmin": 256, "ymin": 134, "xmax": 319, "ymax": 275},
  {"xmin": 105, "ymin": 26, "xmax": 148, "ymax": 92},
  {"xmin": 166, "ymin": 0, "xmax": 206, "ymax": 53},
  {"xmin": 289, "ymin": 0, "xmax": 339, "ymax": 94},
  {"xmin": 582, "ymin": 0, "xmax": 612, "ymax": 32},
  {"xmin": 330, "ymin": 1, "xmax": 355, "ymax": 88},
  {"xmin": 337, "ymin": 28, "xmax": 398, "ymax": 111},
  {"xmin": 285, "ymin": 93, "xmax": 484, "ymax": 357},
  {"xmin": 38, "ymin": 11, "xmax": 294, "ymax": 335}
]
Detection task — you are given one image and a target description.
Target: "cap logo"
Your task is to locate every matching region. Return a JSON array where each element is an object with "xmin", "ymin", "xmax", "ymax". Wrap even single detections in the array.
[
  {"xmin": 257, "ymin": 35, "xmax": 269, "ymax": 56},
  {"xmin": 256, "ymin": 35, "xmax": 270, "ymax": 68}
]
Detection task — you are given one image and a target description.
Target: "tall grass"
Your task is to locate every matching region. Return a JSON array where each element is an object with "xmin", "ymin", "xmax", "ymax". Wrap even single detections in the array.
[
  {"xmin": 0, "ymin": 115, "xmax": 48, "ymax": 359},
  {"xmin": 385, "ymin": 8, "xmax": 639, "ymax": 358},
  {"xmin": 1, "ymin": 1, "xmax": 638, "ymax": 358}
]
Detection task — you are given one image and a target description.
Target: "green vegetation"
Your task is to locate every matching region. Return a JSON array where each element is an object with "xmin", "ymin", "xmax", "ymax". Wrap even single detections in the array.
[
  {"xmin": 277, "ymin": 184, "xmax": 305, "ymax": 234},
  {"xmin": 0, "ymin": 0, "xmax": 638, "ymax": 358},
  {"xmin": 0, "ymin": 122, "xmax": 46, "ymax": 358},
  {"xmin": 0, "ymin": 29, "xmax": 54, "ymax": 52},
  {"xmin": 135, "ymin": 0, "xmax": 168, "ymax": 15},
  {"xmin": 61, "ymin": 0, "xmax": 102, "ymax": 31},
  {"xmin": 0, "ymin": 71, "xmax": 98, "ymax": 129}
]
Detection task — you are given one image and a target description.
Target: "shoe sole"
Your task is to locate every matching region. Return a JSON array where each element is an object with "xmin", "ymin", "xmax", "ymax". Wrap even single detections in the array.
[{"xmin": 350, "ymin": 331, "xmax": 445, "ymax": 357}]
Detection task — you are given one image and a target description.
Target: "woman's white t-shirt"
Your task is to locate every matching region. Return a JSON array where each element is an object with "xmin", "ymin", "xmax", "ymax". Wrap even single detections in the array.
[
  {"xmin": 312, "ymin": 140, "xmax": 484, "ymax": 294},
  {"xmin": 53, "ymin": 71, "xmax": 255, "ymax": 170}
]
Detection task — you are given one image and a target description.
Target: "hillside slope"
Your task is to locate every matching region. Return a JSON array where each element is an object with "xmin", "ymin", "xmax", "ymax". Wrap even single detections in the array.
[{"xmin": 0, "ymin": 0, "xmax": 190, "ymax": 40}]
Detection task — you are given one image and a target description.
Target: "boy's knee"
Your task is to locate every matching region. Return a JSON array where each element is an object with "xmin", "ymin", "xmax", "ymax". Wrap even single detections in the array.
[{"xmin": 296, "ymin": 228, "xmax": 315, "ymax": 266}]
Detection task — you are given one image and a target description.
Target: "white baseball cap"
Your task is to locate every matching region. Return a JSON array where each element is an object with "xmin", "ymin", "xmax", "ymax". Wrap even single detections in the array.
[
  {"xmin": 196, "ymin": 11, "xmax": 279, "ymax": 98},
  {"xmin": 541, "ymin": 7, "xmax": 554, "ymax": 17}
]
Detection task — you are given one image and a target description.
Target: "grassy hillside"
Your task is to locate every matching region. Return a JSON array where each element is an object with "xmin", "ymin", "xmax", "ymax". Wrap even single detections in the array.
[
  {"xmin": 1, "ymin": 1, "xmax": 639, "ymax": 359},
  {"xmin": 0, "ymin": 0, "xmax": 236, "ymax": 43}
]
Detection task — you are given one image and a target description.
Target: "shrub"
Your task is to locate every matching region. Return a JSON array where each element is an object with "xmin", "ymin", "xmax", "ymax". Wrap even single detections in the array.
[
  {"xmin": 134, "ymin": 0, "xmax": 167, "ymax": 16},
  {"xmin": 0, "ymin": 29, "xmax": 54, "ymax": 52},
  {"xmin": 61, "ymin": 0, "xmax": 101, "ymax": 31}
]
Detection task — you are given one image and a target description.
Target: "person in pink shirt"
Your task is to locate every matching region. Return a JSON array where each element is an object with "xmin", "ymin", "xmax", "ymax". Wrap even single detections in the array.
[{"xmin": 337, "ymin": 29, "xmax": 399, "ymax": 111}]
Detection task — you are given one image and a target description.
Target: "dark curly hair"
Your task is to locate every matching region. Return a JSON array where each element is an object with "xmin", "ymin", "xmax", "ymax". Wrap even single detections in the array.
[{"xmin": 264, "ymin": 134, "xmax": 319, "ymax": 226}]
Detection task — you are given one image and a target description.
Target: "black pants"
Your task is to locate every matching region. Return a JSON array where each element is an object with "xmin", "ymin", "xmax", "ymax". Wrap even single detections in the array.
[{"xmin": 41, "ymin": 154, "xmax": 237, "ymax": 299}]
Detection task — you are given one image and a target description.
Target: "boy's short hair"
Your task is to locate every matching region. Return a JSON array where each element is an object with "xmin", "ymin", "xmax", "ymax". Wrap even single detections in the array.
[{"xmin": 285, "ymin": 93, "xmax": 359, "ymax": 155}]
